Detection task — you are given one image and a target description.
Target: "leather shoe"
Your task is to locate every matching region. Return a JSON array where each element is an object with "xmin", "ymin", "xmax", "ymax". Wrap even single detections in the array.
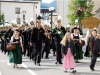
[
  {"xmin": 45, "ymin": 57, "xmax": 49, "ymax": 59},
  {"xmin": 90, "ymin": 68, "xmax": 95, "ymax": 71},
  {"xmin": 55, "ymin": 62, "xmax": 57, "ymax": 64},
  {"xmin": 37, "ymin": 63, "xmax": 41, "ymax": 66},
  {"xmin": 34, "ymin": 60, "xmax": 36, "ymax": 65},
  {"xmin": 59, "ymin": 62, "xmax": 62, "ymax": 64}
]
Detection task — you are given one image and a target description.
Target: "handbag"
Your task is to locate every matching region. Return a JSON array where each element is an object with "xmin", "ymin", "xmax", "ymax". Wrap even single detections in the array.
[
  {"xmin": 6, "ymin": 43, "xmax": 16, "ymax": 50},
  {"xmin": 75, "ymin": 40, "xmax": 85, "ymax": 47}
]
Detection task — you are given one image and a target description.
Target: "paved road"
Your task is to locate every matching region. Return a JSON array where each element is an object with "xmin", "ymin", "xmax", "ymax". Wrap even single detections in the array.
[{"xmin": 0, "ymin": 51, "xmax": 100, "ymax": 75}]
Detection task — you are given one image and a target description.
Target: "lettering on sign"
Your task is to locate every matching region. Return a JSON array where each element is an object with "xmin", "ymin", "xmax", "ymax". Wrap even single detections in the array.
[{"xmin": 81, "ymin": 17, "xmax": 100, "ymax": 29}]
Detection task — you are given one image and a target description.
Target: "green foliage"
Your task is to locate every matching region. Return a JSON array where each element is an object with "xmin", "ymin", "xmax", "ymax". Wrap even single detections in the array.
[
  {"xmin": 0, "ymin": 14, "xmax": 3, "ymax": 23},
  {"xmin": 67, "ymin": 0, "xmax": 94, "ymax": 25},
  {"xmin": 0, "ymin": 13, "xmax": 5, "ymax": 25}
]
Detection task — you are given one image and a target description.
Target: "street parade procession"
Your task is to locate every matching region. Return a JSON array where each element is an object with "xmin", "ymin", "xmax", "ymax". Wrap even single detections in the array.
[
  {"xmin": 0, "ymin": 13, "xmax": 100, "ymax": 74},
  {"xmin": 1, "ymin": 0, "xmax": 100, "ymax": 75}
]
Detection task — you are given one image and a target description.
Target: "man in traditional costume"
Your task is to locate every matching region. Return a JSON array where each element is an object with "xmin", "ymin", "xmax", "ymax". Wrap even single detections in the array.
[
  {"xmin": 4, "ymin": 20, "xmax": 18, "ymax": 41},
  {"xmin": 42, "ymin": 21, "xmax": 51, "ymax": 59},
  {"xmin": 22, "ymin": 22, "xmax": 29, "ymax": 56},
  {"xmin": 0, "ymin": 25, "xmax": 6, "ymax": 53},
  {"xmin": 52, "ymin": 16, "xmax": 66, "ymax": 64},
  {"xmin": 30, "ymin": 14, "xmax": 45, "ymax": 66},
  {"xmin": 28, "ymin": 18, "xmax": 35, "ymax": 60}
]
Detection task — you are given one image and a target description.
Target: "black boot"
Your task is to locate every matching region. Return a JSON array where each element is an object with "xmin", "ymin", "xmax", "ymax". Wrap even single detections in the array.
[
  {"xmin": 59, "ymin": 61, "xmax": 62, "ymax": 64},
  {"xmin": 34, "ymin": 59, "xmax": 36, "ymax": 65},
  {"xmin": 37, "ymin": 63, "xmax": 41, "ymax": 66}
]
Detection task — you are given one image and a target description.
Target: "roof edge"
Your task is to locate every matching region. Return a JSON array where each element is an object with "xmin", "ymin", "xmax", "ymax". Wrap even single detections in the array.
[{"xmin": 0, "ymin": 1, "xmax": 41, "ymax": 4}]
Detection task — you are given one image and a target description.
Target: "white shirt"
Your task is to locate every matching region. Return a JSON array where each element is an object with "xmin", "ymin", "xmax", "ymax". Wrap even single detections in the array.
[
  {"xmin": 10, "ymin": 36, "xmax": 22, "ymax": 43},
  {"xmin": 71, "ymin": 33, "xmax": 81, "ymax": 38}
]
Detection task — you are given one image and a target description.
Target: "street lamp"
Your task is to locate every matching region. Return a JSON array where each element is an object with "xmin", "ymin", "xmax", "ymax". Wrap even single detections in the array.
[
  {"xmin": 49, "ymin": 6, "xmax": 55, "ymax": 31},
  {"xmin": 22, "ymin": 10, "xmax": 26, "ymax": 24},
  {"xmin": 78, "ymin": 0, "xmax": 84, "ymax": 30},
  {"xmin": 78, "ymin": 0, "xmax": 88, "ymax": 30},
  {"xmin": 49, "ymin": 6, "xmax": 55, "ymax": 46}
]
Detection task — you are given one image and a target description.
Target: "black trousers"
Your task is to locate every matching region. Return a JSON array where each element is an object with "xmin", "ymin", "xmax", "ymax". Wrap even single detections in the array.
[
  {"xmin": 84, "ymin": 45, "xmax": 89, "ymax": 57},
  {"xmin": 56, "ymin": 43, "xmax": 62, "ymax": 63},
  {"xmin": 34, "ymin": 44, "xmax": 42, "ymax": 63},
  {"xmin": 90, "ymin": 50, "xmax": 97, "ymax": 69},
  {"xmin": 23, "ymin": 42, "xmax": 28, "ymax": 55},
  {"xmin": 27, "ymin": 42, "xmax": 30, "ymax": 56},
  {"xmin": 1, "ymin": 44, "xmax": 4, "ymax": 52},
  {"xmin": 4, "ymin": 40, "xmax": 8, "ymax": 54},
  {"xmin": 29, "ymin": 44, "xmax": 33, "ymax": 60},
  {"xmin": 42, "ymin": 43, "xmax": 50, "ymax": 58},
  {"xmin": 52, "ymin": 42, "xmax": 56, "ymax": 55},
  {"xmin": 1, "ymin": 40, "xmax": 5, "ymax": 52}
]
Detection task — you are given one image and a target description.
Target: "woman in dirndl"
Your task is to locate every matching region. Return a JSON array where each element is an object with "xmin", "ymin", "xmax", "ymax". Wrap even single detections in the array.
[
  {"xmin": 71, "ymin": 27, "xmax": 83, "ymax": 63},
  {"xmin": 61, "ymin": 32, "xmax": 76, "ymax": 73},
  {"xmin": 9, "ymin": 29, "xmax": 24, "ymax": 68}
]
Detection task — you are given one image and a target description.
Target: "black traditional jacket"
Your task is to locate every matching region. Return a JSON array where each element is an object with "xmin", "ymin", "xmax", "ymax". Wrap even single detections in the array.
[{"xmin": 61, "ymin": 40, "xmax": 76, "ymax": 56}]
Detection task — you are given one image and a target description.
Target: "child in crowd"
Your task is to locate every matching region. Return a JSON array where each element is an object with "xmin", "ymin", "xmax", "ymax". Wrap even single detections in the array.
[
  {"xmin": 90, "ymin": 30, "xmax": 100, "ymax": 71},
  {"xmin": 61, "ymin": 32, "xmax": 76, "ymax": 73}
]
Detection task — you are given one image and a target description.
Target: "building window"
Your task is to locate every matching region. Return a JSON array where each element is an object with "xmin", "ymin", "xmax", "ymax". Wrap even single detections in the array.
[
  {"xmin": 36, "ymin": 5, "xmax": 37, "ymax": 9},
  {"xmin": 17, "ymin": 18, "xmax": 20, "ymax": 24},
  {"xmin": 15, "ymin": 8, "xmax": 20, "ymax": 14}
]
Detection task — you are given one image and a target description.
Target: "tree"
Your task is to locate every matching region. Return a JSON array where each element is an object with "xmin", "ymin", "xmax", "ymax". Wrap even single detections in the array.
[
  {"xmin": 67, "ymin": 0, "xmax": 94, "ymax": 26},
  {"xmin": 0, "ymin": 13, "xmax": 5, "ymax": 25},
  {"xmin": 0, "ymin": 14, "xmax": 3, "ymax": 24}
]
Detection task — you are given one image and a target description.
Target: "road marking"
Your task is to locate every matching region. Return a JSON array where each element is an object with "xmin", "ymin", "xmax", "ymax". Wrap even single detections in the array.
[
  {"xmin": 7, "ymin": 62, "xmax": 11, "ymax": 66},
  {"xmin": 21, "ymin": 63, "xmax": 36, "ymax": 75},
  {"xmin": 0, "ymin": 60, "xmax": 11, "ymax": 66},
  {"xmin": 97, "ymin": 58, "xmax": 100, "ymax": 61},
  {"xmin": 0, "ymin": 60, "xmax": 36, "ymax": 75}
]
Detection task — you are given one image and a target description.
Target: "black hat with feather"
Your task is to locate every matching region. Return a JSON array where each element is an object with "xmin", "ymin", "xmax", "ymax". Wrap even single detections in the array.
[{"xmin": 36, "ymin": 14, "xmax": 42, "ymax": 23}]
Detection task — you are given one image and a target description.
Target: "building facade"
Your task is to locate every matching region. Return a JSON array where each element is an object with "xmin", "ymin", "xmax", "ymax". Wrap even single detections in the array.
[
  {"xmin": 57, "ymin": 0, "xmax": 100, "ymax": 28},
  {"xmin": 57, "ymin": 0, "xmax": 68, "ymax": 27},
  {"xmin": 0, "ymin": 0, "xmax": 41, "ymax": 24},
  {"xmin": 92, "ymin": 0, "xmax": 100, "ymax": 19},
  {"xmin": 92, "ymin": 0, "xmax": 100, "ymax": 33}
]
